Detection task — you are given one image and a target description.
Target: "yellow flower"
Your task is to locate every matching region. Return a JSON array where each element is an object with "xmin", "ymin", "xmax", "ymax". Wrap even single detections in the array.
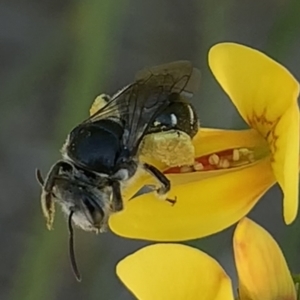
[
  {"xmin": 234, "ymin": 218, "xmax": 296, "ymax": 300},
  {"xmin": 117, "ymin": 243, "xmax": 234, "ymax": 300},
  {"xmin": 117, "ymin": 218, "xmax": 296, "ymax": 300},
  {"xmin": 109, "ymin": 42, "xmax": 300, "ymax": 241}
]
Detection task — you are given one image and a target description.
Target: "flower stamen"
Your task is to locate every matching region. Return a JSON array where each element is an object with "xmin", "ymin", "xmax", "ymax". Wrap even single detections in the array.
[
  {"xmin": 194, "ymin": 162, "xmax": 204, "ymax": 171},
  {"xmin": 233, "ymin": 149, "xmax": 240, "ymax": 161},
  {"xmin": 208, "ymin": 154, "xmax": 220, "ymax": 165},
  {"xmin": 165, "ymin": 147, "xmax": 257, "ymax": 174}
]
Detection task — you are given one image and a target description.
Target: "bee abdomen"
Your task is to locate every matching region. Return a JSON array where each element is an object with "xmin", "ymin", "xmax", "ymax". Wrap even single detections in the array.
[{"xmin": 147, "ymin": 100, "xmax": 199, "ymax": 138}]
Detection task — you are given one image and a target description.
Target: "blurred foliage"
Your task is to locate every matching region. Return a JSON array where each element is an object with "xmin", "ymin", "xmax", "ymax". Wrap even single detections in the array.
[{"xmin": 1, "ymin": 0, "xmax": 300, "ymax": 299}]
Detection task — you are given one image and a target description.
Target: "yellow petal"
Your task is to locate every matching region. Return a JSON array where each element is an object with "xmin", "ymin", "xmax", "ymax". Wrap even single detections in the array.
[
  {"xmin": 208, "ymin": 43, "xmax": 299, "ymax": 137},
  {"xmin": 193, "ymin": 128, "xmax": 266, "ymax": 158},
  {"xmin": 117, "ymin": 244, "xmax": 234, "ymax": 300},
  {"xmin": 270, "ymin": 103, "xmax": 300, "ymax": 224},
  {"xmin": 123, "ymin": 128, "xmax": 267, "ymax": 200},
  {"xmin": 234, "ymin": 218, "xmax": 296, "ymax": 300},
  {"xmin": 110, "ymin": 157, "xmax": 275, "ymax": 241},
  {"xmin": 209, "ymin": 42, "xmax": 300, "ymax": 224}
]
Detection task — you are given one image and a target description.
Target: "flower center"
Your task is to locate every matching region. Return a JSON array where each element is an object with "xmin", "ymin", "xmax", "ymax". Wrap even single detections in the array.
[
  {"xmin": 247, "ymin": 111, "xmax": 279, "ymax": 140},
  {"xmin": 164, "ymin": 146, "xmax": 270, "ymax": 174}
]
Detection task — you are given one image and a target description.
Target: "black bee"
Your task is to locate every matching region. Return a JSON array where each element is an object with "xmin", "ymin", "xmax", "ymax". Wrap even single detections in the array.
[{"xmin": 36, "ymin": 61, "xmax": 200, "ymax": 281}]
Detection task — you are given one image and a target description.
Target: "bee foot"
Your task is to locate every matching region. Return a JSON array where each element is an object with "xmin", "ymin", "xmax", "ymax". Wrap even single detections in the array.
[
  {"xmin": 166, "ymin": 196, "xmax": 177, "ymax": 206},
  {"xmin": 155, "ymin": 190, "xmax": 177, "ymax": 206}
]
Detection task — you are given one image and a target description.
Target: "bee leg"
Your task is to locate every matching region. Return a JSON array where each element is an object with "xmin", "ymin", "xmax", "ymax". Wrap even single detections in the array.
[
  {"xmin": 39, "ymin": 161, "xmax": 65, "ymax": 229},
  {"xmin": 111, "ymin": 180, "xmax": 124, "ymax": 212},
  {"xmin": 42, "ymin": 161, "xmax": 65, "ymax": 194},
  {"xmin": 143, "ymin": 163, "xmax": 170, "ymax": 194},
  {"xmin": 35, "ymin": 169, "xmax": 45, "ymax": 186},
  {"xmin": 143, "ymin": 163, "xmax": 176, "ymax": 205}
]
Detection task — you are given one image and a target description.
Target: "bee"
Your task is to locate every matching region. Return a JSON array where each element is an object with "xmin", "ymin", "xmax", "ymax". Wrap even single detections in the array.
[{"xmin": 36, "ymin": 61, "xmax": 200, "ymax": 281}]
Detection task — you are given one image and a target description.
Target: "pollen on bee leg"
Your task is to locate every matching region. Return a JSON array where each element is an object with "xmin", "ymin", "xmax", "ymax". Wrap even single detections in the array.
[
  {"xmin": 41, "ymin": 191, "xmax": 55, "ymax": 230},
  {"xmin": 89, "ymin": 94, "xmax": 110, "ymax": 116}
]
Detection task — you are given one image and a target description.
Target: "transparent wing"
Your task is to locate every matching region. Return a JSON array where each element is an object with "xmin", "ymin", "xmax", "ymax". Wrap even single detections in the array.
[
  {"xmin": 135, "ymin": 60, "xmax": 201, "ymax": 98},
  {"xmin": 85, "ymin": 61, "xmax": 201, "ymax": 155}
]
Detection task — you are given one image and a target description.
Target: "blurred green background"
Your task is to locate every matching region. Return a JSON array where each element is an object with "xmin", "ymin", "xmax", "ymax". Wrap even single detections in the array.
[{"xmin": 1, "ymin": 0, "xmax": 300, "ymax": 299}]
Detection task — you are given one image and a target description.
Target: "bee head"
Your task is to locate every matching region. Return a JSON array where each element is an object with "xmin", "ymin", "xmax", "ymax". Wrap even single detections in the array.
[
  {"xmin": 37, "ymin": 160, "xmax": 112, "ymax": 232},
  {"xmin": 37, "ymin": 161, "xmax": 113, "ymax": 281}
]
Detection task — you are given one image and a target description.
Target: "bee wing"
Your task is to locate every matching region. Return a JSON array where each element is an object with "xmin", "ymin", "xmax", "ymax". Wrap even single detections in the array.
[
  {"xmin": 86, "ymin": 61, "xmax": 201, "ymax": 155},
  {"xmin": 135, "ymin": 60, "xmax": 201, "ymax": 98}
]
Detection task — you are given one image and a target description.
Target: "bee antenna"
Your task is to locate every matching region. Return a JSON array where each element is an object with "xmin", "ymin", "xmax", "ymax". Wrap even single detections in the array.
[
  {"xmin": 35, "ymin": 169, "xmax": 44, "ymax": 186},
  {"xmin": 68, "ymin": 210, "xmax": 82, "ymax": 282}
]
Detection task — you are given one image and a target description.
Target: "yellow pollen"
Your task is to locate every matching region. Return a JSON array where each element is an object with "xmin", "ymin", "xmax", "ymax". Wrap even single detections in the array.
[
  {"xmin": 208, "ymin": 154, "xmax": 220, "ymax": 165},
  {"xmin": 218, "ymin": 159, "xmax": 230, "ymax": 169},
  {"xmin": 164, "ymin": 147, "xmax": 261, "ymax": 174},
  {"xmin": 194, "ymin": 162, "xmax": 204, "ymax": 171},
  {"xmin": 239, "ymin": 148, "xmax": 251, "ymax": 155},
  {"xmin": 180, "ymin": 165, "xmax": 193, "ymax": 173},
  {"xmin": 232, "ymin": 149, "xmax": 240, "ymax": 161}
]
